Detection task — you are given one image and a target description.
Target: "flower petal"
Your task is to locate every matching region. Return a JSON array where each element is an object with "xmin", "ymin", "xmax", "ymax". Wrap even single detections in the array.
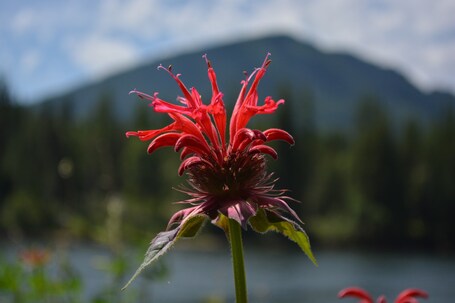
[
  {"xmin": 338, "ymin": 287, "xmax": 373, "ymax": 302},
  {"xmin": 204, "ymin": 55, "xmax": 227, "ymax": 147},
  {"xmin": 152, "ymin": 96, "xmax": 192, "ymax": 115},
  {"xmin": 126, "ymin": 123, "xmax": 177, "ymax": 142},
  {"xmin": 178, "ymin": 156, "xmax": 213, "ymax": 176},
  {"xmin": 147, "ymin": 133, "xmax": 181, "ymax": 154},
  {"xmin": 174, "ymin": 134, "xmax": 212, "ymax": 157},
  {"xmin": 219, "ymin": 201, "xmax": 257, "ymax": 230},
  {"xmin": 249, "ymin": 145, "xmax": 278, "ymax": 159},
  {"xmin": 229, "ymin": 54, "xmax": 271, "ymax": 139},
  {"xmin": 158, "ymin": 64, "xmax": 198, "ymax": 109},
  {"xmin": 395, "ymin": 289, "xmax": 428, "ymax": 303},
  {"xmin": 263, "ymin": 128, "xmax": 295, "ymax": 145}
]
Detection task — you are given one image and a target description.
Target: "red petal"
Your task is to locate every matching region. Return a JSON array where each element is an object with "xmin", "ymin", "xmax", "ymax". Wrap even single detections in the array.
[
  {"xmin": 263, "ymin": 128, "xmax": 295, "ymax": 145},
  {"xmin": 396, "ymin": 289, "xmax": 428, "ymax": 303},
  {"xmin": 231, "ymin": 128, "xmax": 256, "ymax": 151},
  {"xmin": 126, "ymin": 123, "xmax": 177, "ymax": 142},
  {"xmin": 126, "ymin": 129, "xmax": 160, "ymax": 141},
  {"xmin": 338, "ymin": 287, "xmax": 373, "ymax": 303},
  {"xmin": 177, "ymin": 156, "xmax": 212, "ymax": 176},
  {"xmin": 247, "ymin": 96, "xmax": 285, "ymax": 114},
  {"xmin": 158, "ymin": 64, "xmax": 198, "ymax": 109},
  {"xmin": 152, "ymin": 97, "xmax": 191, "ymax": 115},
  {"xmin": 179, "ymin": 147, "xmax": 194, "ymax": 160},
  {"xmin": 170, "ymin": 113, "xmax": 206, "ymax": 141},
  {"xmin": 229, "ymin": 54, "xmax": 271, "ymax": 140},
  {"xmin": 204, "ymin": 55, "xmax": 227, "ymax": 147},
  {"xmin": 147, "ymin": 133, "xmax": 181, "ymax": 154},
  {"xmin": 249, "ymin": 145, "xmax": 278, "ymax": 159},
  {"xmin": 174, "ymin": 134, "xmax": 211, "ymax": 156}
]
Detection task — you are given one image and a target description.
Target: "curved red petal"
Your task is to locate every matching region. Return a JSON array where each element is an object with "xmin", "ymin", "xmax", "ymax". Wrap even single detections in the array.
[
  {"xmin": 147, "ymin": 133, "xmax": 181, "ymax": 154},
  {"xmin": 252, "ymin": 129, "xmax": 267, "ymax": 142},
  {"xmin": 249, "ymin": 145, "xmax": 278, "ymax": 159},
  {"xmin": 178, "ymin": 156, "xmax": 212, "ymax": 176},
  {"xmin": 174, "ymin": 134, "xmax": 211, "ymax": 156},
  {"xmin": 231, "ymin": 128, "xmax": 256, "ymax": 151},
  {"xmin": 179, "ymin": 147, "xmax": 194, "ymax": 160},
  {"xmin": 263, "ymin": 128, "xmax": 295, "ymax": 145},
  {"xmin": 396, "ymin": 289, "xmax": 428, "ymax": 303},
  {"xmin": 233, "ymin": 129, "xmax": 265, "ymax": 152},
  {"xmin": 338, "ymin": 287, "xmax": 374, "ymax": 303}
]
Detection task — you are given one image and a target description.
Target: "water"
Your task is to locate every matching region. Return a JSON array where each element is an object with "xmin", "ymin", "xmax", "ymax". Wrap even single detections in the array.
[
  {"xmin": 4, "ymin": 243, "xmax": 455, "ymax": 302},
  {"xmin": 151, "ymin": 249, "xmax": 455, "ymax": 303}
]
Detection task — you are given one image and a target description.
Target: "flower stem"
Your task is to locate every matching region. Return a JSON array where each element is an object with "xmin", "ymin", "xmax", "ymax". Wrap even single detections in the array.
[{"xmin": 228, "ymin": 219, "xmax": 248, "ymax": 303}]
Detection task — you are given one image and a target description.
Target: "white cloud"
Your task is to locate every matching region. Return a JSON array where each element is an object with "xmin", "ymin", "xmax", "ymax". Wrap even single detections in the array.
[{"xmin": 66, "ymin": 35, "xmax": 139, "ymax": 77}]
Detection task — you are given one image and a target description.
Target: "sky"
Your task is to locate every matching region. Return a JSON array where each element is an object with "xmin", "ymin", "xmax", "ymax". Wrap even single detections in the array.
[{"xmin": 1, "ymin": 0, "xmax": 455, "ymax": 104}]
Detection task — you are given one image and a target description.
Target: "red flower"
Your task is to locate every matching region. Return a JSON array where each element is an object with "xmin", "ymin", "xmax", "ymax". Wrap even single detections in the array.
[
  {"xmin": 338, "ymin": 287, "xmax": 429, "ymax": 303},
  {"xmin": 20, "ymin": 248, "xmax": 50, "ymax": 268},
  {"xmin": 123, "ymin": 54, "xmax": 315, "ymax": 289}
]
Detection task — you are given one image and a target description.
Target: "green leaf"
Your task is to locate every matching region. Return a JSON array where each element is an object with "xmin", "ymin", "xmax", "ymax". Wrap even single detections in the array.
[
  {"xmin": 213, "ymin": 214, "xmax": 230, "ymax": 236},
  {"xmin": 122, "ymin": 214, "xmax": 207, "ymax": 290},
  {"xmin": 250, "ymin": 209, "xmax": 317, "ymax": 266},
  {"xmin": 179, "ymin": 215, "xmax": 207, "ymax": 238}
]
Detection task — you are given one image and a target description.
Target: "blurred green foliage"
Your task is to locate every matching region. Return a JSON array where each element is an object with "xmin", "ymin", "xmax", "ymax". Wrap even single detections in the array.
[{"xmin": 1, "ymin": 80, "xmax": 454, "ymax": 251}]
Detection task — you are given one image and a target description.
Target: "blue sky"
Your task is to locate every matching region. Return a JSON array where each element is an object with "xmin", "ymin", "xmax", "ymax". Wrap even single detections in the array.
[{"xmin": 1, "ymin": 0, "xmax": 455, "ymax": 104}]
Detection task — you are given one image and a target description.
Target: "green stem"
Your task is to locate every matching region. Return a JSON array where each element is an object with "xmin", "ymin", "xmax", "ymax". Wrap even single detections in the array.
[{"xmin": 228, "ymin": 219, "xmax": 248, "ymax": 303}]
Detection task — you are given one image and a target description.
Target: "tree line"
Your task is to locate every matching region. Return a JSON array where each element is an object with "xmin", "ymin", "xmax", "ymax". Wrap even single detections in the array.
[{"xmin": 1, "ymin": 81, "xmax": 454, "ymax": 251}]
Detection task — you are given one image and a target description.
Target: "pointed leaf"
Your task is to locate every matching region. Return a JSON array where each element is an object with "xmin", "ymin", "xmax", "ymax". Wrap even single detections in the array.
[
  {"xmin": 250, "ymin": 209, "xmax": 317, "ymax": 265},
  {"xmin": 122, "ymin": 228, "xmax": 178, "ymax": 290},
  {"xmin": 122, "ymin": 214, "xmax": 206, "ymax": 290}
]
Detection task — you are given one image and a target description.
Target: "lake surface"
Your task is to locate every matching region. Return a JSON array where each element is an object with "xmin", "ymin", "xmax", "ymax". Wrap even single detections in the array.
[
  {"xmin": 4, "ymin": 243, "xmax": 455, "ymax": 303},
  {"xmin": 78, "ymin": 246, "xmax": 455, "ymax": 303}
]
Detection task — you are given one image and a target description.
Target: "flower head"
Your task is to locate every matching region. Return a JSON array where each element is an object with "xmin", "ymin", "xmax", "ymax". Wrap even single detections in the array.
[
  {"xmin": 123, "ymin": 54, "xmax": 315, "ymax": 289},
  {"xmin": 338, "ymin": 287, "xmax": 429, "ymax": 303}
]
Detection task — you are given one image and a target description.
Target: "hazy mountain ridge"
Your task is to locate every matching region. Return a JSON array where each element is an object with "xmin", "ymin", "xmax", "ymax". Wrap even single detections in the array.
[{"xmin": 38, "ymin": 35, "xmax": 455, "ymax": 132}]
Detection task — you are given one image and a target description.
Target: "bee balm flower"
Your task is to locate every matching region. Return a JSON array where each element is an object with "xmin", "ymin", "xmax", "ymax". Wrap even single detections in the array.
[
  {"xmin": 123, "ymin": 54, "xmax": 315, "ymax": 289},
  {"xmin": 338, "ymin": 287, "xmax": 429, "ymax": 303}
]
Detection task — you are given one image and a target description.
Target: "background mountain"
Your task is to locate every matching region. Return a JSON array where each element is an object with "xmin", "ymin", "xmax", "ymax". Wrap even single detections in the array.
[{"xmin": 37, "ymin": 35, "xmax": 455, "ymax": 133}]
